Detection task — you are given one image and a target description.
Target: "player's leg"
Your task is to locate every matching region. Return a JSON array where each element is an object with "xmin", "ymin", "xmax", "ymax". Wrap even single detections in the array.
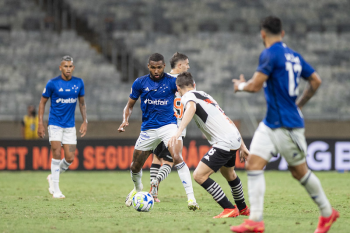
[
  {"xmin": 161, "ymin": 124, "xmax": 198, "ymax": 210},
  {"xmin": 193, "ymin": 147, "xmax": 239, "ymax": 218},
  {"xmin": 231, "ymin": 122, "xmax": 273, "ymax": 232},
  {"xmin": 61, "ymin": 144, "xmax": 75, "ymax": 172},
  {"xmin": 47, "ymin": 125, "xmax": 65, "ymax": 198},
  {"xmin": 283, "ymin": 128, "xmax": 339, "ymax": 233},
  {"xmin": 149, "ymin": 154, "xmax": 161, "ymax": 202},
  {"xmin": 125, "ymin": 149, "xmax": 153, "ymax": 207},
  {"xmin": 150, "ymin": 146, "xmax": 174, "ymax": 202},
  {"xmin": 60, "ymin": 126, "xmax": 77, "ymax": 174},
  {"xmin": 220, "ymin": 165, "xmax": 249, "ymax": 216},
  {"xmin": 150, "ymin": 154, "xmax": 161, "ymax": 183},
  {"xmin": 126, "ymin": 129, "xmax": 158, "ymax": 207}
]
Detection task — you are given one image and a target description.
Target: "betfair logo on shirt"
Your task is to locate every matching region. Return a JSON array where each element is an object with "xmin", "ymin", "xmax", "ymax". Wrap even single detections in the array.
[
  {"xmin": 56, "ymin": 98, "xmax": 77, "ymax": 104},
  {"xmin": 143, "ymin": 99, "xmax": 169, "ymax": 105}
]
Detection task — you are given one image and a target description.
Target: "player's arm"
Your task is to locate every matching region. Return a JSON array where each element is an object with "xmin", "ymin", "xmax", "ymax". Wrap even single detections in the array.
[
  {"xmin": 78, "ymin": 96, "xmax": 88, "ymax": 137},
  {"xmin": 37, "ymin": 96, "xmax": 48, "ymax": 138},
  {"xmin": 232, "ymin": 72, "xmax": 268, "ymax": 93},
  {"xmin": 118, "ymin": 98, "xmax": 137, "ymax": 133},
  {"xmin": 296, "ymin": 72, "xmax": 321, "ymax": 110},
  {"xmin": 168, "ymin": 101, "xmax": 196, "ymax": 148}
]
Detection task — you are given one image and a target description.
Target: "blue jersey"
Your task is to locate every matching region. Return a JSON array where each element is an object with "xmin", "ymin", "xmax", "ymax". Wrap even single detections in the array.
[
  {"xmin": 257, "ymin": 42, "xmax": 315, "ymax": 129},
  {"xmin": 130, "ymin": 73, "xmax": 177, "ymax": 131},
  {"xmin": 42, "ymin": 75, "xmax": 85, "ymax": 128}
]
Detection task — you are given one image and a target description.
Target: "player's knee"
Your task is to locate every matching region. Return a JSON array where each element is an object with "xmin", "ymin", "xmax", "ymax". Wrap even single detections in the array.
[
  {"xmin": 130, "ymin": 162, "xmax": 141, "ymax": 173},
  {"xmin": 65, "ymin": 156, "xmax": 74, "ymax": 164}
]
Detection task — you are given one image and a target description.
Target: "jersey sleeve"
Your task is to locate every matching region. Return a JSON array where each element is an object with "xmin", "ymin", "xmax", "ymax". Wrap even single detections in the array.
[
  {"xmin": 181, "ymin": 93, "xmax": 197, "ymax": 110},
  {"xmin": 129, "ymin": 78, "xmax": 142, "ymax": 100},
  {"xmin": 256, "ymin": 49, "xmax": 274, "ymax": 76},
  {"xmin": 170, "ymin": 77, "xmax": 177, "ymax": 93},
  {"xmin": 299, "ymin": 55, "xmax": 315, "ymax": 79},
  {"xmin": 42, "ymin": 80, "xmax": 53, "ymax": 98},
  {"xmin": 79, "ymin": 79, "xmax": 85, "ymax": 97}
]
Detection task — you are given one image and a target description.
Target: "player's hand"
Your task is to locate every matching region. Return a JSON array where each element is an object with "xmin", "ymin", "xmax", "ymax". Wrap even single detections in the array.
[
  {"xmin": 80, "ymin": 121, "xmax": 87, "ymax": 137},
  {"xmin": 239, "ymin": 145, "xmax": 249, "ymax": 163},
  {"xmin": 118, "ymin": 121, "xmax": 129, "ymax": 133},
  {"xmin": 168, "ymin": 135, "xmax": 179, "ymax": 148},
  {"xmin": 37, "ymin": 123, "xmax": 45, "ymax": 138},
  {"xmin": 232, "ymin": 74, "xmax": 246, "ymax": 93}
]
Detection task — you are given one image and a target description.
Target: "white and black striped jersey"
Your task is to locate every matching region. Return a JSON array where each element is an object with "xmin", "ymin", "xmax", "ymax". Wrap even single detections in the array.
[{"xmin": 181, "ymin": 90, "xmax": 241, "ymax": 151}]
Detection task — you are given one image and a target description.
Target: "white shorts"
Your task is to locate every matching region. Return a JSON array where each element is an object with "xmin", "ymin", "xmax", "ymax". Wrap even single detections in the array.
[
  {"xmin": 250, "ymin": 122, "xmax": 307, "ymax": 167},
  {"xmin": 48, "ymin": 125, "xmax": 77, "ymax": 145},
  {"xmin": 135, "ymin": 124, "xmax": 182, "ymax": 151}
]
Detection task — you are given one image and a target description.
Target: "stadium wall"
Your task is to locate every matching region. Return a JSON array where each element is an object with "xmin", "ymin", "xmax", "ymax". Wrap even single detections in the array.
[
  {"xmin": 0, "ymin": 138, "xmax": 349, "ymax": 172},
  {"xmin": 1, "ymin": 120, "xmax": 350, "ymax": 139}
]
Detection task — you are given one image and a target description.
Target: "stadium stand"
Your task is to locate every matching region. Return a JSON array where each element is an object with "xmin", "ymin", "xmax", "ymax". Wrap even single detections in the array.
[{"xmin": 0, "ymin": 0, "xmax": 349, "ymax": 135}]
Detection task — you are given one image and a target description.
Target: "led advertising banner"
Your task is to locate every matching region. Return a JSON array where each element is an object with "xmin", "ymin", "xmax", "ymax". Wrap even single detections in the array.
[{"xmin": 0, "ymin": 139, "xmax": 349, "ymax": 171}]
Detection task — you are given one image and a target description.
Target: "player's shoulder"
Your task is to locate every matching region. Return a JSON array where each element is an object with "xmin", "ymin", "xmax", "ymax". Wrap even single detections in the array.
[
  {"xmin": 164, "ymin": 73, "xmax": 176, "ymax": 80},
  {"xmin": 134, "ymin": 74, "xmax": 149, "ymax": 84}
]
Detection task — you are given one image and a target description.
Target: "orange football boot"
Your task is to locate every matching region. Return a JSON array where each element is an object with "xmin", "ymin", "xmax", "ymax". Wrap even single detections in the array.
[
  {"xmin": 314, "ymin": 208, "xmax": 339, "ymax": 233},
  {"xmin": 239, "ymin": 206, "xmax": 250, "ymax": 216},
  {"xmin": 213, "ymin": 206, "xmax": 239, "ymax": 219},
  {"xmin": 230, "ymin": 219, "xmax": 265, "ymax": 233}
]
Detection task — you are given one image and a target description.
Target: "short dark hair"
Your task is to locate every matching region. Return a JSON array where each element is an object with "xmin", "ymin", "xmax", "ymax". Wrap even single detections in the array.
[
  {"xmin": 260, "ymin": 16, "xmax": 282, "ymax": 35},
  {"xmin": 176, "ymin": 72, "xmax": 195, "ymax": 89},
  {"xmin": 61, "ymin": 55, "xmax": 73, "ymax": 62},
  {"xmin": 170, "ymin": 52, "xmax": 188, "ymax": 69},
  {"xmin": 148, "ymin": 53, "xmax": 165, "ymax": 64}
]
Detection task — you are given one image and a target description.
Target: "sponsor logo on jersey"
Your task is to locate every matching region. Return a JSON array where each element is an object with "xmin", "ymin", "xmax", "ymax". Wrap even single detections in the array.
[
  {"xmin": 56, "ymin": 98, "xmax": 77, "ymax": 104},
  {"xmin": 59, "ymin": 88, "xmax": 63, "ymax": 92},
  {"xmin": 144, "ymin": 87, "xmax": 149, "ymax": 91},
  {"xmin": 143, "ymin": 99, "xmax": 169, "ymax": 105}
]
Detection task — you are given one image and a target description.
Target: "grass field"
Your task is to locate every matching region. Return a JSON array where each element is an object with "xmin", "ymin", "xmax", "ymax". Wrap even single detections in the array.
[{"xmin": 0, "ymin": 171, "xmax": 349, "ymax": 233}]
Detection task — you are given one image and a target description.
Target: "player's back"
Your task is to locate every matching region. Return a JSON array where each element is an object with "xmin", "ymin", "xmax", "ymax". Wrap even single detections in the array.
[
  {"xmin": 257, "ymin": 42, "xmax": 315, "ymax": 129},
  {"xmin": 181, "ymin": 90, "xmax": 241, "ymax": 151}
]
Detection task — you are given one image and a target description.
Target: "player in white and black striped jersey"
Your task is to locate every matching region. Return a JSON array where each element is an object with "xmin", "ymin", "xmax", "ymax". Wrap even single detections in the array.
[{"xmin": 168, "ymin": 72, "xmax": 250, "ymax": 218}]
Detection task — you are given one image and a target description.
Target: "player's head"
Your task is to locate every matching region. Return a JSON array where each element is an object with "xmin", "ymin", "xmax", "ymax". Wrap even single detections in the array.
[
  {"xmin": 148, "ymin": 53, "xmax": 165, "ymax": 80},
  {"xmin": 59, "ymin": 55, "xmax": 75, "ymax": 80},
  {"xmin": 260, "ymin": 16, "xmax": 285, "ymax": 47},
  {"xmin": 27, "ymin": 105, "xmax": 36, "ymax": 116},
  {"xmin": 170, "ymin": 52, "xmax": 190, "ymax": 73},
  {"xmin": 176, "ymin": 72, "xmax": 195, "ymax": 96}
]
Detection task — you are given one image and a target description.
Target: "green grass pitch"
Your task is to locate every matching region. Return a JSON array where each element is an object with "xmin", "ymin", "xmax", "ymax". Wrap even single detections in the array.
[{"xmin": 0, "ymin": 171, "xmax": 349, "ymax": 233}]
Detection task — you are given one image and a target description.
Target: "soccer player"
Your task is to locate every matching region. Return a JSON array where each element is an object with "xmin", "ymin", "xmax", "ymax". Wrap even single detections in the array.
[
  {"xmin": 230, "ymin": 16, "xmax": 339, "ymax": 233},
  {"xmin": 149, "ymin": 52, "xmax": 190, "ymax": 202},
  {"xmin": 168, "ymin": 72, "xmax": 250, "ymax": 218},
  {"xmin": 118, "ymin": 53, "xmax": 199, "ymax": 210},
  {"xmin": 37, "ymin": 55, "xmax": 87, "ymax": 199}
]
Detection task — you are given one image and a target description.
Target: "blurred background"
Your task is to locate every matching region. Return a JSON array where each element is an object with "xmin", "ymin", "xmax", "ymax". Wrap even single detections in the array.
[{"xmin": 0, "ymin": 0, "xmax": 350, "ymax": 140}]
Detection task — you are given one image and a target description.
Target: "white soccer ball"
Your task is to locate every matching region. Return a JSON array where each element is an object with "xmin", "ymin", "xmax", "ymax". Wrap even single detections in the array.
[{"xmin": 132, "ymin": 191, "xmax": 154, "ymax": 212}]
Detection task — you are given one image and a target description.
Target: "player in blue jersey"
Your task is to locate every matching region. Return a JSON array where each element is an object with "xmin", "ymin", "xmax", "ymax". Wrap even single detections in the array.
[
  {"xmin": 118, "ymin": 53, "xmax": 199, "ymax": 210},
  {"xmin": 149, "ymin": 52, "xmax": 191, "ymax": 203},
  {"xmin": 38, "ymin": 56, "xmax": 88, "ymax": 199},
  {"xmin": 230, "ymin": 16, "xmax": 339, "ymax": 233}
]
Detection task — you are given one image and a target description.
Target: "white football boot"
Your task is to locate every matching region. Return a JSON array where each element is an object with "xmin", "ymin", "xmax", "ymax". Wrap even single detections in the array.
[
  {"xmin": 150, "ymin": 179, "xmax": 159, "ymax": 200},
  {"xmin": 125, "ymin": 188, "xmax": 137, "ymax": 207},
  {"xmin": 188, "ymin": 199, "xmax": 200, "ymax": 211},
  {"xmin": 53, "ymin": 192, "xmax": 65, "ymax": 199},
  {"xmin": 47, "ymin": 174, "xmax": 54, "ymax": 195}
]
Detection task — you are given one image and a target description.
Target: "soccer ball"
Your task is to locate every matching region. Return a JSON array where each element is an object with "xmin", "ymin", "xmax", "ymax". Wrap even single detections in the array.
[{"xmin": 132, "ymin": 192, "xmax": 154, "ymax": 212}]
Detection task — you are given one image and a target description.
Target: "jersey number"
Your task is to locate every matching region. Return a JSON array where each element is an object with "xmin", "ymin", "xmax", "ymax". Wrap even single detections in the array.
[
  {"xmin": 174, "ymin": 97, "xmax": 184, "ymax": 119},
  {"xmin": 285, "ymin": 62, "xmax": 302, "ymax": 97}
]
